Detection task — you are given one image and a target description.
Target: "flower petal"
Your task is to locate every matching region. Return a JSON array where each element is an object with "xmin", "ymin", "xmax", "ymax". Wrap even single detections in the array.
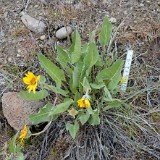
[
  {"xmin": 23, "ymin": 77, "xmax": 31, "ymax": 84},
  {"xmin": 36, "ymin": 75, "xmax": 41, "ymax": 81}
]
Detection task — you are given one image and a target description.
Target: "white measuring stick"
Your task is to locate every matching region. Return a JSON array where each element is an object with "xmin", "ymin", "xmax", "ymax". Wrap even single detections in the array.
[{"xmin": 120, "ymin": 49, "xmax": 133, "ymax": 91}]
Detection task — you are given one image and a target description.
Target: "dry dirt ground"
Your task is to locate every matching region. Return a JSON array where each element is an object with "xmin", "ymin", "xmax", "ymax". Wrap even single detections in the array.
[{"xmin": 0, "ymin": 0, "xmax": 160, "ymax": 160}]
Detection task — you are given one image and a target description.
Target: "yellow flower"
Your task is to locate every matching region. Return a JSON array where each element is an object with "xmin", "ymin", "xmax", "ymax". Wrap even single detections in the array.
[
  {"xmin": 84, "ymin": 99, "xmax": 90, "ymax": 108},
  {"xmin": 23, "ymin": 71, "xmax": 40, "ymax": 94},
  {"xmin": 68, "ymin": 108, "xmax": 78, "ymax": 117},
  {"xmin": 77, "ymin": 98, "xmax": 91, "ymax": 108},
  {"xmin": 19, "ymin": 124, "xmax": 28, "ymax": 144},
  {"xmin": 77, "ymin": 99, "xmax": 85, "ymax": 108}
]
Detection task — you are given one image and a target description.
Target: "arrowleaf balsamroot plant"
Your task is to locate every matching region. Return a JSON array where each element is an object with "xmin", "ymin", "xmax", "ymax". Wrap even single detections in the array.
[{"xmin": 9, "ymin": 17, "xmax": 125, "ymax": 159}]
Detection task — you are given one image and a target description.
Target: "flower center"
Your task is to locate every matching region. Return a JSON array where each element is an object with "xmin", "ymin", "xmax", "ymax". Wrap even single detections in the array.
[{"xmin": 30, "ymin": 77, "xmax": 36, "ymax": 85}]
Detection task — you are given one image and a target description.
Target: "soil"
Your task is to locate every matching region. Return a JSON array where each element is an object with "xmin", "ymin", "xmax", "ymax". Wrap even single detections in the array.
[{"xmin": 0, "ymin": 0, "xmax": 160, "ymax": 160}]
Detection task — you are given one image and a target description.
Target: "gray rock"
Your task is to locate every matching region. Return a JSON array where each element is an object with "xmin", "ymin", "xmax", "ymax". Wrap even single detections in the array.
[
  {"xmin": 21, "ymin": 12, "xmax": 46, "ymax": 33},
  {"xmin": 2, "ymin": 92, "xmax": 44, "ymax": 130},
  {"xmin": 56, "ymin": 26, "xmax": 72, "ymax": 40}
]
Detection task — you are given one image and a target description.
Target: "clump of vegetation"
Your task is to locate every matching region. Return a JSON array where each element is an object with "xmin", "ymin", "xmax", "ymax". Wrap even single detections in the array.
[{"xmin": 6, "ymin": 17, "xmax": 160, "ymax": 160}]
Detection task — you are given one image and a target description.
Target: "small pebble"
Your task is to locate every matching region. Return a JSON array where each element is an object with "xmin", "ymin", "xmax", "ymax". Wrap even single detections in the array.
[
  {"xmin": 8, "ymin": 57, "xmax": 12, "ymax": 62},
  {"xmin": 109, "ymin": 17, "xmax": 117, "ymax": 24},
  {"xmin": 56, "ymin": 26, "xmax": 72, "ymax": 40},
  {"xmin": 40, "ymin": 35, "xmax": 46, "ymax": 40},
  {"xmin": 140, "ymin": 3, "xmax": 144, "ymax": 7},
  {"xmin": 16, "ymin": 54, "xmax": 21, "ymax": 57},
  {"xmin": 17, "ymin": 49, "xmax": 21, "ymax": 53},
  {"xmin": 146, "ymin": 0, "xmax": 151, "ymax": 4}
]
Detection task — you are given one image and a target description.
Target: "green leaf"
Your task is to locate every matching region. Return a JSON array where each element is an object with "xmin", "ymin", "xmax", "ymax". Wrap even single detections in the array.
[
  {"xmin": 87, "ymin": 107, "xmax": 94, "ymax": 114},
  {"xmin": 56, "ymin": 45, "xmax": 72, "ymax": 74},
  {"xmin": 45, "ymin": 85, "xmax": 68, "ymax": 97},
  {"xmin": 66, "ymin": 121, "xmax": 79, "ymax": 139},
  {"xmin": 50, "ymin": 99, "xmax": 74, "ymax": 116},
  {"xmin": 82, "ymin": 77, "xmax": 91, "ymax": 92},
  {"xmin": 9, "ymin": 133, "xmax": 18, "ymax": 153},
  {"xmin": 39, "ymin": 75, "xmax": 46, "ymax": 83},
  {"xmin": 69, "ymin": 29, "xmax": 81, "ymax": 64},
  {"xmin": 89, "ymin": 29, "xmax": 97, "ymax": 42},
  {"xmin": 99, "ymin": 16, "xmax": 112, "ymax": 46},
  {"xmin": 103, "ymin": 99, "xmax": 122, "ymax": 111},
  {"xmin": 19, "ymin": 90, "xmax": 48, "ymax": 101},
  {"xmin": 38, "ymin": 53, "xmax": 65, "ymax": 86},
  {"xmin": 88, "ymin": 109, "xmax": 100, "ymax": 126},
  {"xmin": 96, "ymin": 59, "xmax": 123, "ymax": 84},
  {"xmin": 90, "ymin": 82, "xmax": 105, "ymax": 89},
  {"xmin": 72, "ymin": 62, "xmax": 83, "ymax": 93},
  {"xmin": 107, "ymin": 70, "xmax": 122, "ymax": 91},
  {"xmin": 29, "ymin": 103, "xmax": 53, "ymax": 125},
  {"xmin": 15, "ymin": 152, "xmax": 25, "ymax": 160},
  {"xmin": 104, "ymin": 99, "xmax": 122, "ymax": 106},
  {"xmin": 78, "ymin": 111, "xmax": 90, "ymax": 125},
  {"xmin": 104, "ymin": 87, "xmax": 112, "ymax": 100},
  {"xmin": 84, "ymin": 42, "xmax": 99, "ymax": 72},
  {"xmin": 95, "ymin": 56, "xmax": 104, "ymax": 67},
  {"xmin": 74, "ymin": 91, "xmax": 80, "ymax": 102},
  {"xmin": 82, "ymin": 43, "xmax": 88, "ymax": 54}
]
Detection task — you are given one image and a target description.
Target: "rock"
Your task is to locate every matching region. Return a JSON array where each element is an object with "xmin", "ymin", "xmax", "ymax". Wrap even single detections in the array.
[
  {"xmin": 56, "ymin": 26, "xmax": 72, "ymax": 40},
  {"xmin": 7, "ymin": 57, "xmax": 12, "ymax": 62},
  {"xmin": 2, "ymin": 92, "xmax": 44, "ymax": 130},
  {"xmin": 146, "ymin": 0, "xmax": 151, "ymax": 4},
  {"xmin": 109, "ymin": 17, "xmax": 117, "ymax": 24},
  {"xmin": 140, "ymin": 3, "xmax": 144, "ymax": 7},
  {"xmin": 21, "ymin": 12, "xmax": 46, "ymax": 33},
  {"xmin": 40, "ymin": 35, "xmax": 46, "ymax": 40}
]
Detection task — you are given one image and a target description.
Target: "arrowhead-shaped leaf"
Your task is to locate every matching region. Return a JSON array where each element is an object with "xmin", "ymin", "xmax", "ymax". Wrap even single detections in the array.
[
  {"xmin": 78, "ymin": 111, "xmax": 90, "ymax": 125},
  {"xmin": 66, "ymin": 121, "xmax": 79, "ymax": 139},
  {"xmin": 84, "ymin": 42, "xmax": 99, "ymax": 71},
  {"xmin": 19, "ymin": 90, "xmax": 48, "ymax": 101},
  {"xmin": 56, "ymin": 45, "xmax": 72, "ymax": 74},
  {"xmin": 104, "ymin": 98, "xmax": 122, "ymax": 106},
  {"xmin": 69, "ymin": 29, "xmax": 81, "ymax": 64},
  {"xmin": 96, "ymin": 59, "xmax": 123, "ymax": 85},
  {"xmin": 29, "ymin": 103, "xmax": 53, "ymax": 125},
  {"xmin": 38, "ymin": 53, "xmax": 65, "ymax": 86},
  {"xmin": 90, "ymin": 82, "xmax": 105, "ymax": 89},
  {"xmin": 71, "ymin": 62, "xmax": 83, "ymax": 93},
  {"xmin": 45, "ymin": 85, "xmax": 68, "ymax": 97},
  {"xmin": 50, "ymin": 99, "xmax": 74, "ymax": 116},
  {"xmin": 82, "ymin": 77, "xmax": 91, "ymax": 92},
  {"xmin": 88, "ymin": 109, "xmax": 100, "ymax": 126},
  {"xmin": 99, "ymin": 16, "xmax": 112, "ymax": 47}
]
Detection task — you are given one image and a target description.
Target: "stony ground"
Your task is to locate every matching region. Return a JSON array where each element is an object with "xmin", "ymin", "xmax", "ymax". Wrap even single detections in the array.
[{"xmin": 0, "ymin": 0, "xmax": 160, "ymax": 160}]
